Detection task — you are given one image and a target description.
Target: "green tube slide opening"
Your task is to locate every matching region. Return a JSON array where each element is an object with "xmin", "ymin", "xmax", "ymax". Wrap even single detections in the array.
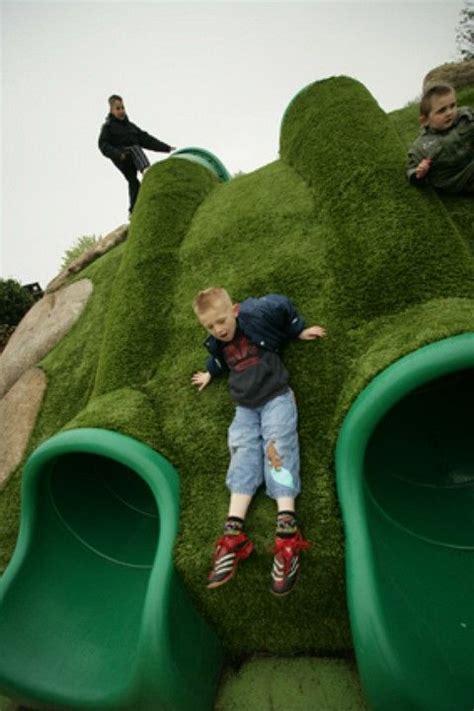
[
  {"xmin": 49, "ymin": 450, "xmax": 160, "ymax": 566},
  {"xmin": 171, "ymin": 146, "xmax": 231, "ymax": 182},
  {"xmin": 336, "ymin": 333, "xmax": 474, "ymax": 710},
  {"xmin": 0, "ymin": 429, "xmax": 222, "ymax": 711}
]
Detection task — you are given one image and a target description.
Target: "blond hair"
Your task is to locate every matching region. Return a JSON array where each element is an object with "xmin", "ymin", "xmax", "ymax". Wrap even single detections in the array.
[{"xmin": 192, "ymin": 287, "xmax": 232, "ymax": 315}]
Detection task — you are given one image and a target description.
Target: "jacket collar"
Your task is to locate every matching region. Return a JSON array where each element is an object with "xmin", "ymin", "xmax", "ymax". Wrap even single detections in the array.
[{"xmin": 106, "ymin": 113, "xmax": 130, "ymax": 124}]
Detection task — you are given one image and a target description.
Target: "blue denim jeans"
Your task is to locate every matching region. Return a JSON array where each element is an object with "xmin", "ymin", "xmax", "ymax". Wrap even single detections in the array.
[{"xmin": 226, "ymin": 389, "xmax": 300, "ymax": 500}]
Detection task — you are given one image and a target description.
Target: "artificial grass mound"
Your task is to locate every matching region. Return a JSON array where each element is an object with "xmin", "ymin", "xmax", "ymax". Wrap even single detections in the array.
[
  {"xmin": 215, "ymin": 657, "xmax": 368, "ymax": 710},
  {"xmin": 1, "ymin": 76, "xmax": 473, "ymax": 660}
]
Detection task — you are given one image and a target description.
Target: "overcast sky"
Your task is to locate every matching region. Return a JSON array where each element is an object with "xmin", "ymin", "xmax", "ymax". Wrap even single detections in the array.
[{"xmin": 1, "ymin": 0, "xmax": 464, "ymax": 289}]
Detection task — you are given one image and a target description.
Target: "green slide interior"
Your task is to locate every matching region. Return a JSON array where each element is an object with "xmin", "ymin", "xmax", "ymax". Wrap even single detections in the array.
[
  {"xmin": 336, "ymin": 335, "xmax": 474, "ymax": 711},
  {"xmin": 51, "ymin": 452, "xmax": 160, "ymax": 566},
  {"xmin": 366, "ymin": 370, "xmax": 473, "ymax": 549},
  {"xmin": 3, "ymin": 455, "xmax": 157, "ymax": 700},
  {"xmin": 0, "ymin": 429, "xmax": 223, "ymax": 710}
]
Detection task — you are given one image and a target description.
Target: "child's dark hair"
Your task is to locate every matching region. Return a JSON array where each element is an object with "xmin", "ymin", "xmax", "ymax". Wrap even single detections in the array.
[
  {"xmin": 420, "ymin": 83, "xmax": 455, "ymax": 117},
  {"xmin": 108, "ymin": 94, "xmax": 123, "ymax": 107}
]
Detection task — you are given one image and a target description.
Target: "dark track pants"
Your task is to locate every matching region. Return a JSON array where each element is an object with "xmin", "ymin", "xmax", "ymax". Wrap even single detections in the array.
[{"xmin": 112, "ymin": 147, "xmax": 150, "ymax": 213}]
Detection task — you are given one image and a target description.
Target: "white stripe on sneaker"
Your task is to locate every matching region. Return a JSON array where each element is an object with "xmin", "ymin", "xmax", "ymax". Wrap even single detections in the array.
[
  {"xmin": 214, "ymin": 553, "xmax": 236, "ymax": 575},
  {"xmin": 271, "ymin": 556, "xmax": 299, "ymax": 581}
]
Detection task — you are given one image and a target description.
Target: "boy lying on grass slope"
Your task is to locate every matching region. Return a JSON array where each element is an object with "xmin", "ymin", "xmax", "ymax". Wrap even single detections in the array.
[
  {"xmin": 191, "ymin": 288, "xmax": 325, "ymax": 596},
  {"xmin": 407, "ymin": 82, "xmax": 474, "ymax": 194}
]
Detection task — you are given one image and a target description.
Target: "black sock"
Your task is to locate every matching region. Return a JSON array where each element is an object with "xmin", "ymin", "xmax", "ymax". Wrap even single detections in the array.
[
  {"xmin": 224, "ymin": 516, "xmax": 244, "ymax": 536},
  {"xmin": 276, "ymin": 510, "xmax": 297, "ymax": 539}
]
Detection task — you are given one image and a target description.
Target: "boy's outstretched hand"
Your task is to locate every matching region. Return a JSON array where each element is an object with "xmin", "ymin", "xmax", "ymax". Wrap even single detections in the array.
[
  {"xmin": 298, "ymin": 325, "xmax": 326, "ymax": 340},
  {"xmin": 192, "ymin": 371, "xmax": 212, "ymax": 391},
  {"xmin": 415, "ymin": 158, "xmax": 432, "ymax": 179}
]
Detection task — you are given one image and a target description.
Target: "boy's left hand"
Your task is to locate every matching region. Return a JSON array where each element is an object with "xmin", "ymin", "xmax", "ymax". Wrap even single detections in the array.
[
  {"xmin": 298, "ymin": 325, "xmax": 326, "ymax": 340},
  {"xmin": 191, "ymin": 371, "xmax": 211, "ymax": 391},
  {"xmin": 415, "ymin": 158, "xmax": 432, "ymax": 179}
]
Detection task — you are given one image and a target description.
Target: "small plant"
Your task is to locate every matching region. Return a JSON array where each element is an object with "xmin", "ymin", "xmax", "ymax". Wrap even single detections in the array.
[
  {"xmin": 60, "ymin": 234, "xmax": 99, "ymax": 271},
  {"xmin": 456, "ymin": 0, "xmax": 474, "ymax": 61}
]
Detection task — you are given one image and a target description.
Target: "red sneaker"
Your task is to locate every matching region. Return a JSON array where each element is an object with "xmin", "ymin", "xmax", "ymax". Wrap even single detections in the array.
[
  {"xmin": 270, "ymin": 531, "xmax": 310, "ymax": 596},
  {"xmin": 207, "ymin": 532, "xmax": 254, "ymax": 589}
]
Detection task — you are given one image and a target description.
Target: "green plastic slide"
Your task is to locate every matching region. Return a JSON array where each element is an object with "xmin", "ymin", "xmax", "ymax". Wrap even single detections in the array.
[
  {"xmin": 0, "ymin": 428, "xmax": 223, "ymax": 710},
  {"xmin": 171, "ymin": 146, "xmax": 231, "ymax": 182},
  {"xmin": 336, "ymin": 334, "xmax": 474, "ymax": 710}
]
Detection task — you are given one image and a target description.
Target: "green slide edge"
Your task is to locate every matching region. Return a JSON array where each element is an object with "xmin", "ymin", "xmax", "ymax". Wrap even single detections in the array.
[
  {"xmin": 171, "ymin": 146, "xmax": 231, "ymax": 182},
  {"xmin": 1, "ymin": 428, "xmax": 179, "ymax": 589},
  {"xmin": 335, "ymin": 332, "xmax": 474, "ymax": 708},
  {"xmin": 0, "ymin": 428, "xmax": 223, "ymax": 710}
]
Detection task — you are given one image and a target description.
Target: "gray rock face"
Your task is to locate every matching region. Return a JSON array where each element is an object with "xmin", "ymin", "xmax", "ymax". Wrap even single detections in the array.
[
  {"xmin": 0, "ymin": 279, "xmax": 93, "ymax": 399},
  {"xmin": 0, "ymin": 367, "xmax": 47, "ymax": 488},
  {"xmin": 423, "ymin": 59, "xmax": 474, "ymax": 91}
]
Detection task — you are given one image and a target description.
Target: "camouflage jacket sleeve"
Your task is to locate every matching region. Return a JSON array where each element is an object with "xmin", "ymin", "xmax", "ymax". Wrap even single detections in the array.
[{"xmin": 407, "ymin": 137, "xmax": 426, "ymax": 185}]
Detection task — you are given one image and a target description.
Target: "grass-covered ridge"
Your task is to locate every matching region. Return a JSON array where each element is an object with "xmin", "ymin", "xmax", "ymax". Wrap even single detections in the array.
[{"xmin": 1, "ymin": 76, "xmax": 473, "ymax": 658}]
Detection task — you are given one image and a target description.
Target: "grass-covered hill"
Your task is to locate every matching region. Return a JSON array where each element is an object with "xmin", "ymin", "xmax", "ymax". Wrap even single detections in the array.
[{"xmin": 1, "ymin": 77, "xmax": 473, "ymax": 660}]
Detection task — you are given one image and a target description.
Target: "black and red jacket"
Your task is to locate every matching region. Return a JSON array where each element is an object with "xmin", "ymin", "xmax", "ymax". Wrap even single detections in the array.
[{"xmin": 203, "ymin": 294, "xmax": 305, "ymax": 378}]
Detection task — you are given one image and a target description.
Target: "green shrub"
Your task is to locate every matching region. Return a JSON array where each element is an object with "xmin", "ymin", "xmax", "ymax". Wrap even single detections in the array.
[{"xmin": 0, "ymin": 278, "xmax": 34, "ymax": 326}]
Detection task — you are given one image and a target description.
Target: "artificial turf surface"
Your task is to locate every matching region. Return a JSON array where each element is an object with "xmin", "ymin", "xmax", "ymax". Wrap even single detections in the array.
[
  {"xmin": 1, "ymin": 76, "xmax": 473, "ymax": 661},
  {"xmin": 214, "ymin": 657, "xmax": 368, "ymax": 710}
]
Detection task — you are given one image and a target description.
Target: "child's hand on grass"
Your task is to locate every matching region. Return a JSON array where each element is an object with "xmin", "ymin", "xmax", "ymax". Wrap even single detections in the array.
[
  {"xmin": 298, "ymin": 326, "xmax": 326, "ymax": 340},
  {"xmin": 191, "ymin": 371, "xmax": 211, "ymax": 391},
  {"xmin": 415, "ymin": 158, "xmax": 432, "ymax": 179}
]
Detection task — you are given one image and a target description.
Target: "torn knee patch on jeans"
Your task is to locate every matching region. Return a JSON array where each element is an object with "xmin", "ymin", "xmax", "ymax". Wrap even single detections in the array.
[
  {"xmin": 267, "ymin": 440, "xmax": 295, "ymax": 490},
  {"xmin": 266, "ymin": 441, "xmax": 282, "ymax": 469}
]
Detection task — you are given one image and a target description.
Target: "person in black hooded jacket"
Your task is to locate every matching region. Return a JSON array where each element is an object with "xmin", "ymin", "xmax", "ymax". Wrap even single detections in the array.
[{"xmin": 98, "ymin": 94, "xmax": 176, "ymax": 216}]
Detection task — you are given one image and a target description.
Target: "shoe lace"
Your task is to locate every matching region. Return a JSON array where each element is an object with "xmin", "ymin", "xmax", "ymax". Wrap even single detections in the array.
[
  {"xmin": 213, "ymin": 532, "xmax": 247, "ymax": 559},
  {"xmin": 271, "ymin": 537, "xmax": 309, "ymax": 577},
  {"xmin": 272, "ymin": 534, "xmax": 310, "ymax": 562}
]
